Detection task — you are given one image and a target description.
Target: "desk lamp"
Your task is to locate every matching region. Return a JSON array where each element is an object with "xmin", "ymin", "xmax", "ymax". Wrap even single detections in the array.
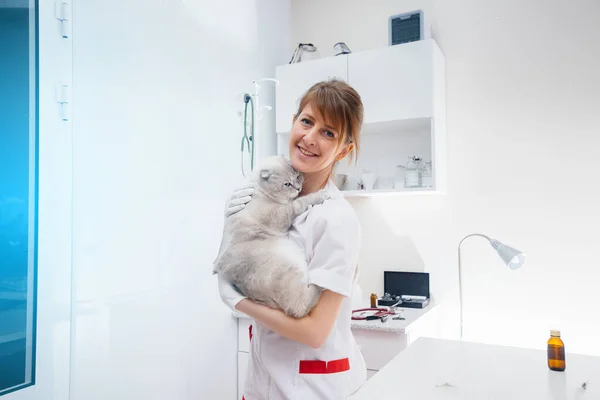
[{"xmin": 458, "ymin": 233, "xmax": 526, "ymax": 340}]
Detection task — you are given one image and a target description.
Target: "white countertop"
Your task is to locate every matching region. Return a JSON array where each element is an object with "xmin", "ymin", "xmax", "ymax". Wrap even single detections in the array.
[
  {"xmin": 232, "ymin": 303, "xmax": 436, "ymax": 334},
  {"xmin": 349, "ymin": 337, "xmax": 600, "ymax": 399},
  {"xmin": 348, "ymin": 303, "xmax": 436, "ymax": 334}
]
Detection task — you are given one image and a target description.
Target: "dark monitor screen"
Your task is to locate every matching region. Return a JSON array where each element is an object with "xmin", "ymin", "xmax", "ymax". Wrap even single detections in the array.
[{"xmin": 384, "ymin": 271, "xmax": 430, "ymax": 298}]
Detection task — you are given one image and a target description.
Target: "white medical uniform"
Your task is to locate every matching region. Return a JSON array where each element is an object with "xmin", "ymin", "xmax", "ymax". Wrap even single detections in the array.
[{"xmin": 242, "ymin": 180, "xmax": 367, "ymax": 400}]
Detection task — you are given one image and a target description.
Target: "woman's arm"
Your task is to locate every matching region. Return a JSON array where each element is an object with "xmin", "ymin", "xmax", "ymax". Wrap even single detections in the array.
[{"xmin": 235, "ymin": 289, "xmax": 344, "ymax": 349}]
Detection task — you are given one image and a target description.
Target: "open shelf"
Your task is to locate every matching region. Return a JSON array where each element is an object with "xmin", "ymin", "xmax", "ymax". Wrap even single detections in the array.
[
  {"xmin": 340, "ymin": 187, "xmax": 440, "ymax": 198},
  {"xmin": 362, "ymin": 117, "xmax": 431, "ymax": 136},
  {"xmin": 277, "ymin": 118, "xmax": 440, "ymax": 196}
]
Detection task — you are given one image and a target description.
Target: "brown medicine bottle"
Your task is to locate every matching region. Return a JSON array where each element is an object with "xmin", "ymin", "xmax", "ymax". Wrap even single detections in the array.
[
  {"xmin": 547, "ymin": 329, "xmax": 566, "ymax": 371},
  {"xmin": 370, "ymin": 293, "xmax": 377, "ymax": 308}
]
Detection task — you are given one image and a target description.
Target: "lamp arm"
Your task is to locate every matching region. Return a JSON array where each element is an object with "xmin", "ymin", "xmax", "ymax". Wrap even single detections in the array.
[
  {"xmin": 457, "ymin": 233, "xmax": 491, "ymax": 340},
  {"xmin": 458, "ymin": 233, "xmax": 491, "ymax": 248}
]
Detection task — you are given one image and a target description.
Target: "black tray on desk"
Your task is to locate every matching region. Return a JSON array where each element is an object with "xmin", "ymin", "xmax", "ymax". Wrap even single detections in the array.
[{"xmin": 378, "ymin": 297, "xmax": 430, "ymax": 309}]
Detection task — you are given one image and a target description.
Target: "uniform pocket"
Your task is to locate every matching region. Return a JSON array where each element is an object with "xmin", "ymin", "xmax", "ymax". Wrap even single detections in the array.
[
  {"xmin": 296, "ymin": 358, "xmax": 351, "ymax": 400},
  {"xmin": 299, "ymin": 358, "xmax": 350, "ymax": 374}
]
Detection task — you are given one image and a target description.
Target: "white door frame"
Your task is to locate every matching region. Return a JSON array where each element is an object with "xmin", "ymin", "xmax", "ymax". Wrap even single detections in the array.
[{"xmin": 3, "ymin": 0, "xmax": 73, "ymax": 398}]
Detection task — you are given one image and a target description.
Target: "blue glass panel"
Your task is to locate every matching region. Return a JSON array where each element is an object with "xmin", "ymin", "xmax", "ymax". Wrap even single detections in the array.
[{"xmin": 0, "ymin": 0, "xmax": 38, "ymax": 396}]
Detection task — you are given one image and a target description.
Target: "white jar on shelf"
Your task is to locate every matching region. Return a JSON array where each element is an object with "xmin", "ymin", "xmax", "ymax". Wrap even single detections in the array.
[
  {"xmin": 394, "ymin": 165, "xmax": 405, "ymax": 189},
  {"xmin": 361, "ymin": 171, "xmax": 377, "ymax": 190},
  {"xmin": 421, "ymin": 160, "xmax": 433, "ymax": 187},
  {"xmin": 404, "ymin": 156, "xmax": 422, "ymax": 188}
]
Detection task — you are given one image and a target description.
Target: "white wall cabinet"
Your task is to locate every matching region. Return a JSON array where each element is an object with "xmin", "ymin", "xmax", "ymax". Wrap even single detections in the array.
[
  {"xmin": 348, "ymin": 40, "xmax": 435, "ymax": 123},
  {"xmin": 275, "ymin": 40, "xmax": 446, "ymax": 196},
  {"xmin": 275, "ymin": 55, "xmax": 348, "ymax": 133}
]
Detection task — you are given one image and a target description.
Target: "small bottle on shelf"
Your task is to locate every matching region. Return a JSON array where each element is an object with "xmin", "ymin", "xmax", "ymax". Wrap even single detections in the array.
[
  {"xmin": 547, "ymin": 329, "xmax": 566, "ymax": 371},
  {"xmin": 394, "ymin": 165, "xmax": 405, "ymax": 189},
  {"xmin": 404, "ymin": 156, "xmax": 422, "ymax": 188},
  {"xmin": 370, "ymin": 293, "xmax": 377, "ymax": 308},
  {"xmin": 421, "ymin": 160, "xmax": 433, "ymax": 187}
]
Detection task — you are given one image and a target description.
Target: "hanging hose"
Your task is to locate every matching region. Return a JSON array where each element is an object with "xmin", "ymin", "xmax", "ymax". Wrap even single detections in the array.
[{"xmin": 241, "ymin": 93, "xmax": 255, "ymax": 178}]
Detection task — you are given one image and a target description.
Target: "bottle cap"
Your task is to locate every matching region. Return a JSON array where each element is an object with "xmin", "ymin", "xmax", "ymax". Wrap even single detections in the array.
[{"xmin": 550, "ymin": 329, "xmax": 561, "ymax": 337}]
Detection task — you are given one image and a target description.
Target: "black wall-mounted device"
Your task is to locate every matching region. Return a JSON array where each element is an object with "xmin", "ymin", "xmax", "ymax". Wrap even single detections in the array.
[{"xmin": 389, "ymin": 10, "xmax": 423, "ymax": 46}]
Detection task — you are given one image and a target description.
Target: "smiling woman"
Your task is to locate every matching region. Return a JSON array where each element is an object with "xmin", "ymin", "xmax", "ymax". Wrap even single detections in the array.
[
  {"xmin": 0, "ymin": 0, "xmax": 38, "ymax": 396},
  {"xmin": 288, "ymin": 79, "xmax": 363, "ymax": 196},
  {"xmin": 219, "ymin": 78, "xmax": 369, "ymax": 399}
]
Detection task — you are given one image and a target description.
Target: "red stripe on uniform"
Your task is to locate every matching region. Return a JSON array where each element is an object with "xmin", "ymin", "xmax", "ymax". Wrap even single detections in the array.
[
  {"xmin": 298, "ymin": 358, "xmax": 350, "ymax": 374},
  {"xmin": 248, "ymin": 324, "xmax": 253, "ymax": 341}
]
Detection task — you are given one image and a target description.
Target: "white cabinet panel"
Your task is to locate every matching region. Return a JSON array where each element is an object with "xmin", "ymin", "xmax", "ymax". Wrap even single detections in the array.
[
  {"xmin": 367, "ymin": 369, "xmax": 378, "ymax": 380},
  {"xmin": 238, "ymin": 351, "xmax": 249, "ymax": 400},
  {"xmin": 275, "ymin": 55, "xmax": 348, "ymax": 133},
  {"xmin": 354, "ymin": 329, "xmax": 408, "ymax": 371},
  {"xmin": 348, "ymin": 40, "xmax": 435, "ymax": 124},
  {"xmin": 238, "ymin": 318, "xmax": 252, "ymax": 353}
]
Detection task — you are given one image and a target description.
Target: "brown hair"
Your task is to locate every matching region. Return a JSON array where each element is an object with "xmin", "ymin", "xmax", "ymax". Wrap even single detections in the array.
[{"xmin": 294, "ymin": 79, "xmax": 363, "ymax": 166}]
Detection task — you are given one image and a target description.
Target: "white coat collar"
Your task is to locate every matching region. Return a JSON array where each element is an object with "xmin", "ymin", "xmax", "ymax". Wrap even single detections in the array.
[{"xmin": 324, "ymin": 179, "xmax": 342, "ymax": 200}]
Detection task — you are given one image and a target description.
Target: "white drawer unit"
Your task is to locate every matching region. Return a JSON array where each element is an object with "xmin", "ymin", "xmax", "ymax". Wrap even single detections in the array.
[
  {"xmin": 353, "ymin": 329, "xmax": 409, "ymax": 371},
  {"xmin": 237, "ymin": 316, "xmax": 252, "ymax": 353},
  {"xmin": 237, "ymin": 351, "xmax": 249, "ymax": 399}
]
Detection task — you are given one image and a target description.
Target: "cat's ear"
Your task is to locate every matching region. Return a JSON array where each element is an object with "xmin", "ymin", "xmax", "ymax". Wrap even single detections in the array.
[{"xmin": 260, "ymin": 169, "xmax": 271, "ymax": 180}]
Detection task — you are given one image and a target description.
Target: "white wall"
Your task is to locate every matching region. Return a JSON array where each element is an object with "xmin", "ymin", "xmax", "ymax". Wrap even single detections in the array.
[
  {"xmin": 292, "ymin": 0, "xmax": 600, "ymax": 355},
  {"xmin": 70, "ymin": 1, "xmax": 290, "ymax": 399}
]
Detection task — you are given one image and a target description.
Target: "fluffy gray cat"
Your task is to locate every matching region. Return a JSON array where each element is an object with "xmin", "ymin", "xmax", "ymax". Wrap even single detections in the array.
[{"xmin": 213, "ymin": 156, "xmax": 329, "ymax": 318}]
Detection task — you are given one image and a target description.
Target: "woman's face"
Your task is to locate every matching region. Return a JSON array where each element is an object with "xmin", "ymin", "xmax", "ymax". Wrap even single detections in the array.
[{"xmin": 288, "ymin": 103, "xmax": 352, "ymax": 175}]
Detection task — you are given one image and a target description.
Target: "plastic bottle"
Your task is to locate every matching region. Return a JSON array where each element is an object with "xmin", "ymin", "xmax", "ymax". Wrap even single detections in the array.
[
  {"xmin": 394, "ymin": 165, "xmax": 405, "ymax": 189},
  {"xmin": 404, "ymin": 156, "xmax": 422, "ymax": 188},
  {"xmin": 547, "ymin": 329, "xmax": 566, "ymax": 371},
  {"xmin": 421, "ymin": 160, "xmax": 433, "ymax": 187},
  {"xmin": 370, "ymin": 293, "xmax": 377, "ymax": 308}
]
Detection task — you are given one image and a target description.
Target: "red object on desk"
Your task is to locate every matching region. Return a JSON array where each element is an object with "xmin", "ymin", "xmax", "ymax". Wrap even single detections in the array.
[{"xmin": 351, "ymin": 307, "xmax": 396, "ymax": 320}]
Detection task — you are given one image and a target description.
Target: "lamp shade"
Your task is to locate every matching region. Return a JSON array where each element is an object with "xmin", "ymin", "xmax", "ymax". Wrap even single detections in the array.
[{"xmin": 489, "ymin": 239, "xmax": 526, "ymax": 270}]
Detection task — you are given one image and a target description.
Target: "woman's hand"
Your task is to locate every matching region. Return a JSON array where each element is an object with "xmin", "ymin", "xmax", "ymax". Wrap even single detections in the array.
[
  {"xmin": 218, "ymin": 274, "xmax": 247, "ymax": 313},
  {"xmin": 235, "ymin": 289, "xmax": 345, "ymax": 349},
  {"xmin": 224, "ymin": 182, "xmax": 254, "ymax": 218}
]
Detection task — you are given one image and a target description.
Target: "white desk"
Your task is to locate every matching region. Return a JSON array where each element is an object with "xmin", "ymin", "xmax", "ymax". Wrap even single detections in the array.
[{"xmin": 349, "ymin": 337, "xmax": 600, "ymax": 400}]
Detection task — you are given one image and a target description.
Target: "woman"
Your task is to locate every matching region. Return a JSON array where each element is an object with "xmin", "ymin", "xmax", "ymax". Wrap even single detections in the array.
[{"xmin": 219, "ymin": 79, "xmax": 366, "ymax": 399}]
